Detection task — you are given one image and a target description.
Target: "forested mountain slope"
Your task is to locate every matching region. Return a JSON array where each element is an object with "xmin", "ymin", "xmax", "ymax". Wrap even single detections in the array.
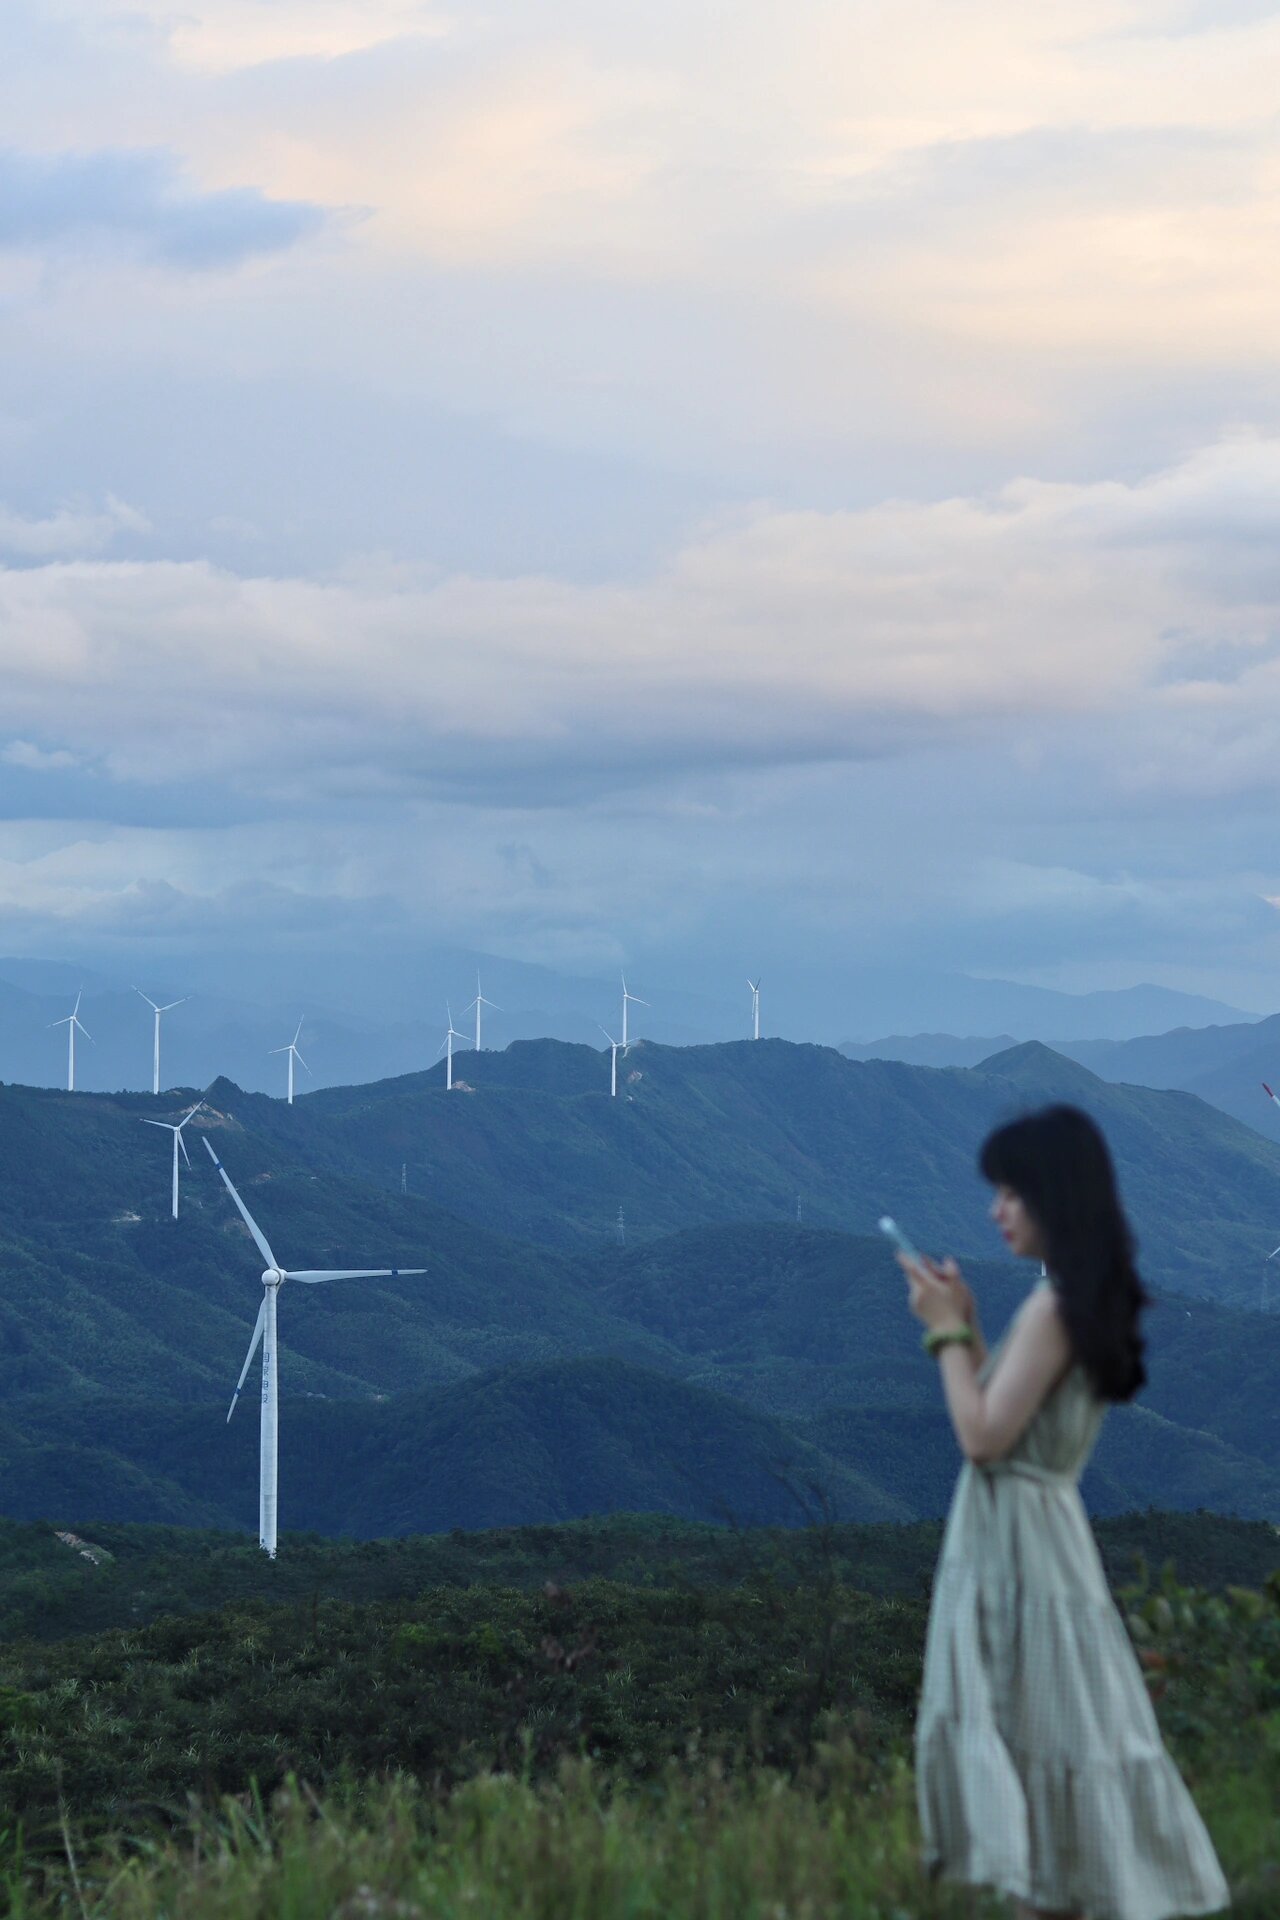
[{"xmin": 204, "ymin": 1036, "xmax": 1280, "ymax": 1300}]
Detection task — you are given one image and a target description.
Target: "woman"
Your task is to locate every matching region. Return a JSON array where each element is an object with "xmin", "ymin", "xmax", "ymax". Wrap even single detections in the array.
[{"xmin": 897, "ymin": 1104, "xmax": 1229, "ymax": 1920}]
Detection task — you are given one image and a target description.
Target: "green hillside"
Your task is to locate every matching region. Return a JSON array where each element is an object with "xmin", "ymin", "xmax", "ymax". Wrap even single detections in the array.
[
  {"xmin": 213, "ymin": 1036, "xmax": 1280, "ymax": 1299},
  {"xmin": 0, "ymin": 1081, "xmax": 673, "ymax": 1403},
  {"xmin": 3, "ymin": 1044, "xmax": 1280, "ymax": 1541},
  {"xmin": 4, "ymin": 1359, "xmax": 913, "ymax": 1535}
]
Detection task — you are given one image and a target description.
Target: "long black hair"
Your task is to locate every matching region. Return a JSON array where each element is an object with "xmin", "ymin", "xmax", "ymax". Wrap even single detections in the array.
[{"xmin": 979, "ymin": 1104, "xmax": 1148, "ymax": 1402}]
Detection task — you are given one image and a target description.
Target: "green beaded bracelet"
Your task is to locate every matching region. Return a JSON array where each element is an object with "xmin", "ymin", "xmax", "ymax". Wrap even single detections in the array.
[{"xmin": 922, "ymin": 1325, "xmax": 975, "ymax": 1356}]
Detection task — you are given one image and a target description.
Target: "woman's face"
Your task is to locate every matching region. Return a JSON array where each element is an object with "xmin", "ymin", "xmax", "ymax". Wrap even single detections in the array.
[{"xmin": 989, "ymin": 1184, "xmax": 1046, "ymax": 1261}]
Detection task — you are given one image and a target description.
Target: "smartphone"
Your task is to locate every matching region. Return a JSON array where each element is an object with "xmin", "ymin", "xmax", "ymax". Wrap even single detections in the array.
[{"xmin": 879, "ymin": 1216, "xmax": 924, "ymax": 1264}]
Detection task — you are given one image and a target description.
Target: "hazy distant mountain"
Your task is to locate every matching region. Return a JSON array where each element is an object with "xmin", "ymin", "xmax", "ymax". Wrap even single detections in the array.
[
  {"xmin": 1054, "ymin": 1012, "xmax": 1280, "ymax": 1137},
  {"xmin": 842, "ymin": 1014, "xmax": 1280, "ymax": 1142},
  {"xmin": 0, "ymin": 952, "xmax": 1255, "ymax": 1095},
  {"xmin": 835, "ymin": 981, "xmax": 1254, "ymax": 1045},
  {"xmin": 841, "ymin": 1034, "xmax": 1019, "ymax": 1068}
]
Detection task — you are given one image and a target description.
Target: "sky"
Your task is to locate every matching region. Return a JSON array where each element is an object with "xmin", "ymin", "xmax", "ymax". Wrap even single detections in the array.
[{"xmin": 4, "ymin": 0, "xmax": 1280, "ymax": 1021}]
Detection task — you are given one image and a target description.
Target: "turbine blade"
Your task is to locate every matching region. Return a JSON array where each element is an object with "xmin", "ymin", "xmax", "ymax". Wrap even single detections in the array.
[
  {"xmin": 289, "ymin": 1267, "xmax": 427, "ymax": 1284},
  {"xmin": 140, "ymin": 1118, "xmax": 171, "ymax": 1131},
  {"xmin": 227, "ymin": 1299, "xmax": 267, "ymax": 1421},
  {"xmin": 202, "ymin": 1138, "xmax": 280, "ymax": 1271},
  {"xmin": 294, "ymin": 1052, "xmax": 311, "ymax": 1074},
  {"xmin": 179, "ymin": 1131, "xmax": 192, "ymax": 1169},
  {"xmin": 134, "ymin": 987, "xmax": 160, "ymax": 1011},
  {"xmin": 178, "ymin": 1101, "xmax": 204, "ymax": 1128}
]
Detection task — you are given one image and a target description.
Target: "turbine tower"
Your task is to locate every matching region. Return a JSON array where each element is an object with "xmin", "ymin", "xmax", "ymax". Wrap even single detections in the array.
[
  {"xmin": 134, "ymin": 988, "xmax": 188, "ymax": 1095},
  {"xmin": 270, "ymin": 1017, "xmax": 309, "ymax": 1105},
  {"xmin": 748, "ymin": 978, "xmax": 761, "ymax": 1040},
  {"xmin": 621, "ymin": 974, "xmax": 648, "ymax": 1050},
  {"xmin": 466, "ymin": 976, "xmax": 501, "ymax": 1052},
  {"xmin": 440, "ymin": 1005, "xmax": 467, "ymax": 1090},
  {"xmin": 50, "ymin": 991, "xmax": 92, "ymax": 1092},
  {"xmin": 598, "ymin": 1026, "xmax": 620, "ymax": 1097},
  {"xmin": 205, "ymin": 1138, "xmax": 424, "ymax": 1558},
  {"xmin": 141, "ymin": 1101, "xmax": 204, "ymax": 1218}
]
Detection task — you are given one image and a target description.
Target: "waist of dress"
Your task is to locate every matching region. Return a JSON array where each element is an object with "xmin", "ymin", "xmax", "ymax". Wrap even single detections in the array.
[{"xmin": 974, "ymin": 1458, "xmax": 1079, "ymax": 1489}]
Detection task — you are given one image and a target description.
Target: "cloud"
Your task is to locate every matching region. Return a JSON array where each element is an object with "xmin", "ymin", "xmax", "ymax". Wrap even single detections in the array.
[
  {"xmin": 113, "ymin": 1, "xmax": 451, "ymax": 75},
  {"xmin": 0, "ymin": 435, "xmax": 1277, "ymax": 812},
  {"xmin": 0, "ymin": 494, "xmax": 149, "ymax": 558},
  {"xmin": 0, "ymin": 146, "xmax": 329, "ymax": 268},
  {"xmin": 1, "ymin": 741, "xmax": 81, "ymax": 772}
]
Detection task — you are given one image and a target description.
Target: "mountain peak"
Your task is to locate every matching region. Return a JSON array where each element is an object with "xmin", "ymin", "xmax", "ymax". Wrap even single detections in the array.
[{"xmin": 973, "ymin": 1039, "xmax": 1105, "ymax": 1095}]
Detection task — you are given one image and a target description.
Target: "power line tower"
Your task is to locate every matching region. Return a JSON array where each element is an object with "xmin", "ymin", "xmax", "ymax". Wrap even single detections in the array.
[
  {"xmin": 616, "ymin": 1205, "xmax": 626, "ymax": 1247},
  {"xmin": 795, "ymin": 1192, "xmax": 802, "ymax": 1226},
  {"xmin": 401, "ymin": 1163, "xmax": 407, "ymax": 1196}
]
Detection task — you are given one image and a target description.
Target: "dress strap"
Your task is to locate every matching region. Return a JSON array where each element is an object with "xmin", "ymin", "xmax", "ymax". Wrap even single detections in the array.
[{"xmin": 978, "ymin": 1458, "xmax": 1077, "ymax": 1488}]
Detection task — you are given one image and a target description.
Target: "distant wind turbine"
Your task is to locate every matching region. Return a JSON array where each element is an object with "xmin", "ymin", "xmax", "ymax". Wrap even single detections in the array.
[
  {"xmin": 205, "ymin": 1138, "xmax": 425, "ymax": 1558},
  {"xmin": 748, "ymin": 978, "xmax": 761, "ymax": 1040},
  {"xmin": 621, "ymin": 974, "xmax": 648, "ymax": 1051},
  {"xmin": 440, "ymin": 1004, "xmax": 467, "ymax": 1090},
  {"xmin": 141, "ymin": 1101, "xmax": 204, "ymax": 1218},
  {"xmin": 270, "ymin": 1018, "xmax": 309, "ymax": 1105},
  {"xmin": 467, "ymin": 976, "xmax": 501, "ymax": 1052},
  {"xmin": 134, "ymin": 987, "xmax": 188, "ymax": 1095},
  {"xmin": 50, "ymin": 991, "xmax": 92, "ymax": 1092},
  {"xmin": 598, "ymin": 1025, "xmax": 620, "ymax": 1097}
]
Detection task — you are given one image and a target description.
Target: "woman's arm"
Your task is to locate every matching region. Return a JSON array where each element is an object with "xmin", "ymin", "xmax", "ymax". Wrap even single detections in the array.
[
  {"xmin": 935, "ymin": 1288, "xmax": 1072, "ymax": 1461},
  {"xmin": 947, "ymin": 1269, "xmax": 988, "ymax": 1367},
  {"xmin": 900, "ymin": 1259, "xmax": 1073, "ymax": 1462}
]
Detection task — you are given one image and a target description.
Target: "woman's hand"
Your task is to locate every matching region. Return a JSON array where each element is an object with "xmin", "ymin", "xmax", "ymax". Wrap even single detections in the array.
[{"xmin": 897, "ymin": 1253, "xmax": 972, "ymax": 1333}]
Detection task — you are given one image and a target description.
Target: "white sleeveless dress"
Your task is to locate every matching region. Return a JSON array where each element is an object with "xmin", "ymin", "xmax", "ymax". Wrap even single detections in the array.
[{"xmin": 915, "ymin": 1287, "xmax": 1230, "ymax": 1919}]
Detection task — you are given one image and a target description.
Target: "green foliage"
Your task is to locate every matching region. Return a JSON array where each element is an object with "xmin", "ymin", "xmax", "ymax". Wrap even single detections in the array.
[
  {"xmin": 0, "ymin": 1511, "xmax": 1274, "ymax": 1915},
  {"xmin": 0, "ymin": 1509, "xmax": 1276, "ymax": 1647},
  {"xmin": 3, "ymin": 1763, "xmax": 1014, "ymax": 1920},
  {"xmin": 0, "ymin": 1576, "xmax": 928, "ymax": 1843}
]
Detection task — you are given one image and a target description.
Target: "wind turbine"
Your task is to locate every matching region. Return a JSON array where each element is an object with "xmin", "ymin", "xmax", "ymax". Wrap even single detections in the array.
[
  {"xmin": 270, "ymin": 1018, "xmax": 309, "ymax": 1105},
  {"xmin": 440, "ymin": 1004, "xmax": 467, "ymax": 1090},
  {"xmin": 50, "ymin": 991, "xmax": 92, "ymax": 1092},
  {"xmin": 466, "ymin": 976, "xmax": 501, "ymax": 1053},
  {"xmin": 748, "ymin": 978, "xmax": 761, "ymax": 1040},
  {"xmin": 205, "ymin": 1138, "xmax": 425, "ymax": 1558},
  {"xmin": 141, "ymin": 1100, "xmax": 204, "ymax": 1218},
  {"xmin": 134, "ymin": 987, "xmax": 188, "ymax": 1095},
  {"xmin": 621, "ymin": 974, "xmax": 648, "ymax": 1051},
  {"xmin": 598, "ymin": 1026, "xmax": 620, "ymax": 1097}
]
